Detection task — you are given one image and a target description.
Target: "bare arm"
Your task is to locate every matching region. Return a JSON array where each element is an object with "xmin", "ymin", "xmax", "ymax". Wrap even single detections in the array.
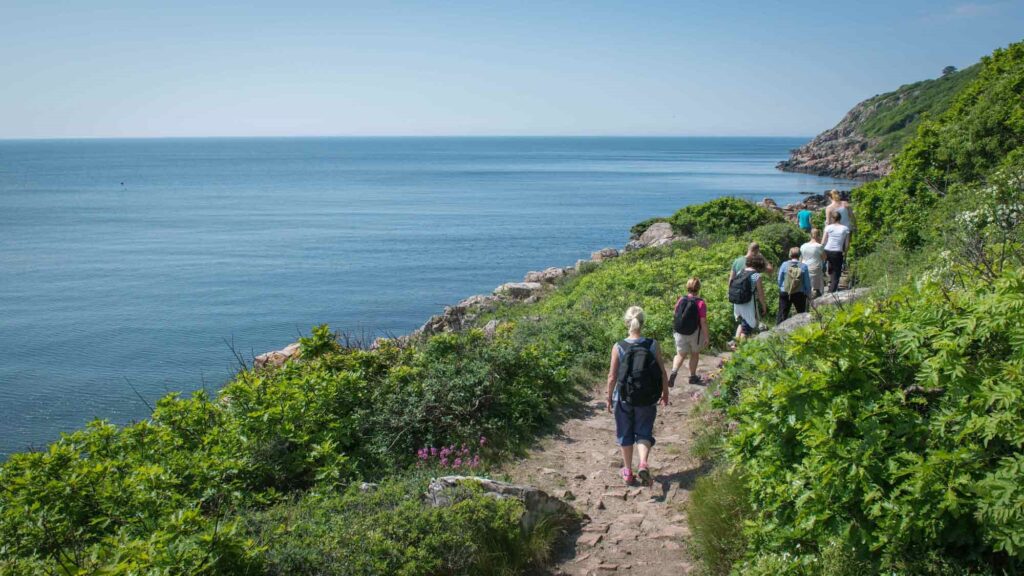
[
  {"xmin": 757, "ymin": 277, "xmax": 767, "ymax": 317},
  {"xmin": 699, "ymin": 317, "xmax": 710, "ymax": 348},
  {"xmin": 656, "ymin": 345, "xmax": 670, "ymax": 406},
  {"xmin": 606, "ymin": 346, "xmax": 619, "ymax": 413}
]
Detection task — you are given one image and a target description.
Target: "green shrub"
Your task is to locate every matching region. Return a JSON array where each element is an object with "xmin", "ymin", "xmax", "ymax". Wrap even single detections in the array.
[
  {"xmin": 668, "ymin": 197, "xmax": 785, "ymax": 239},
  {"xmin": 0, "ymin": 324, "xmax": 582, "ymax": 571},
  {"xmin": 245, "ymin": 477, "xmax": 563, "ymax": 576},
  {"xmin": 687, "ymin": 467, "xmax": 751, "ymax": 576},
  {"xmin": 298, "ymin": 323, "xmax": 341, "ymax": 359},
  {"xmin": 721, "ymin": 268, "xmax": 1024, "ymax": 573},
  {"xmin": 749, "ymin": 222, "xmax": 808, "ymax": 264}
]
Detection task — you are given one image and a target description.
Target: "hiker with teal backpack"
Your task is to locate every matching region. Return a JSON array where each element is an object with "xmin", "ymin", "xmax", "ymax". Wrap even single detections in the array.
[
  {"xmin": 776, "ymin": 246, "xmax": 811, "ymax": 324},
  {"xmin": 669, "ymin": 277, "xmax": 709, "ymax": 387},
  {"xmin": 606, "ymin": 306, "xmax": 670, "ymax": 486}
]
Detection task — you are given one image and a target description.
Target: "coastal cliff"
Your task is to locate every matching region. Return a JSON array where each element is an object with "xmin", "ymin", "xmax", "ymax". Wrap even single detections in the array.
[{"xmin": 777, "ymin": 64, "xmax": 980, "ymax": 179}]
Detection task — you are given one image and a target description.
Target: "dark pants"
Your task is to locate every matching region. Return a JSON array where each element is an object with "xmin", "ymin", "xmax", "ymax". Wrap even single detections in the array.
[
  {"xmin": 825, "ymin": 250, "xmax": 845, "ymax": 293},
  {"xmin": 777, "ymin": 292, "xmax": 808, "ymax": 324}
]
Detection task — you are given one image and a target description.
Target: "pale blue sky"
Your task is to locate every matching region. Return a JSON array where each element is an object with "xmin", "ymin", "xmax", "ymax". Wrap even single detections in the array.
[{"xmin": 2, "ymin": 1, "xmax": 1022, "ymax": 139}]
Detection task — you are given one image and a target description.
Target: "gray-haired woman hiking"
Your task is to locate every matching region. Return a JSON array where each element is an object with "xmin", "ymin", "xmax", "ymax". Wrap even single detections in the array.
[{"xmin": 606, "ymin": 306, "xmax": 670, "ymax": 486}]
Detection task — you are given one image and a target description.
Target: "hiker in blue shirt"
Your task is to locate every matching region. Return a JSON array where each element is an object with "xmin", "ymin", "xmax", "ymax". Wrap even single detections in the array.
[
  {"xmin": 797, "ymin": 208, "xmax": 813, "ymax": 233},
  {"xmin": 776, "ymin": 246, "xmax": 812, "ymax": 324}
]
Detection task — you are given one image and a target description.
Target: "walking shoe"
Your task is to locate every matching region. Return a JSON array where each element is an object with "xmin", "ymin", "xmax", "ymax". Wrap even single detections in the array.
[
  {"xmin": 689, "ymin": 374, "xmax": 702, "ymax": 385},
  {"xmin": 637, "ymin": 465, "xmax": 652, "ymax": 487},
  {"xmin": 620, "ymin": 467, "xmax": 635, "ymax": 486},
  {"xmin": 668, "ymin": 370, "xmax": 678, "ymax": 388}
]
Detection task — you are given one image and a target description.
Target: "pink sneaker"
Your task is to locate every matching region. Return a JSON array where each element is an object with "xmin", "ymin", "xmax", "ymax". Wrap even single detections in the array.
[
  {"xmin": 620, "ymin": 467, "xmax": 635, "ymax": 485},
  {"xmin": 637, "ymin": 463, "xmax": 653, "ymax": 487}
]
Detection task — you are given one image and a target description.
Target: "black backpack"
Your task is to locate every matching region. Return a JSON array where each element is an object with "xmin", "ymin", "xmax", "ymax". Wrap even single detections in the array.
[
  {"xmin": 616, "ymin": 339, "xmax": 663, "ymax": 406},
  {"xmin": 673, "ymin": 296, "xmax": 702, "ymax": 335},
  {"xmin": 728, "ymin": 270, "xmax": 755, "ymax": 304}
]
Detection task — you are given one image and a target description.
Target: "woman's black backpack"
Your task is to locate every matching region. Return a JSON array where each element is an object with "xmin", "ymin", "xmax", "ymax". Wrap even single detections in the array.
[
  {"xmin": 673, "ymin": 296, "xmax": 702, "ymax": 335},
  {"xmin": 616, "ymin": 339, "xmax": 662, "ymax": 406},
  {"xmin": 728, "ymin": 270, "xmax": 755, "ymax": 304}
]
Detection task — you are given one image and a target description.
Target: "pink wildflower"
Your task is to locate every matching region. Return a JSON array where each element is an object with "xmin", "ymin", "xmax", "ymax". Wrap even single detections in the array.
[
  {"xmin": 479, "ymin": 436, "xmax": 488, "ymax": 446},
  {"xmin": 454, "ymin": 458, "xmax": 463, "ymax": 467}
]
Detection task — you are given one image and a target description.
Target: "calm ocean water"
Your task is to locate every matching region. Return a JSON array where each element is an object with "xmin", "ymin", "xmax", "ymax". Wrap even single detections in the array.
[{"xmin": 0, "ymin": 137, "xmax": 853, "ymax": 457}]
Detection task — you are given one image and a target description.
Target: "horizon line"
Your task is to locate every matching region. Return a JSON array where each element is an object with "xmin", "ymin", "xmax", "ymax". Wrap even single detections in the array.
[{"xmin": 0, "ymin": 133, "xmax": 813, "ymax": 142}]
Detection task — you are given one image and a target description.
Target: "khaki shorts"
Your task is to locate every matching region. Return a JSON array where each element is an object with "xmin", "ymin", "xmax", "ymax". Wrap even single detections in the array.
[{"xmin": 673, "ymin": 330, "xmax": 701, "ymax": 355}]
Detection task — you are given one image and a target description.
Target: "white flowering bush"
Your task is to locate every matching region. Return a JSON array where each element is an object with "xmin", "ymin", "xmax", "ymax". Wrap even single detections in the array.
[{"xmin": 942, "ymin": 154, "xmax": 1024, "ymax": 283}]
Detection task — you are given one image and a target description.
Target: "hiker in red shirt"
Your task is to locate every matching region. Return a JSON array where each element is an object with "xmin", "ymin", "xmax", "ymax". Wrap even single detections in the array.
[{"xmin": 669, "ymin": 277, "xmax": 709, "ymax": 387}]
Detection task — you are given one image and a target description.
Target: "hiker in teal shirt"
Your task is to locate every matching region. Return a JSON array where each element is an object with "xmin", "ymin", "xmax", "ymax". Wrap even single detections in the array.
[{"xmin": 797, "ymin": 209, "xmax": 813, "ymax": 232}]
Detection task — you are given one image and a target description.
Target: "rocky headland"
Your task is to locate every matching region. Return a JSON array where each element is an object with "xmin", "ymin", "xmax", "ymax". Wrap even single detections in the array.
[{"xmin": 777, "ymin": 64, "xmax": 980, "ymax": 180}]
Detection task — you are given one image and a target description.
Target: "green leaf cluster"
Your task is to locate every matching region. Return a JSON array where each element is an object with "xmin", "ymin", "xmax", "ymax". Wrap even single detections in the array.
[
  {"xmin": 720, "ymin": 269, "xmax": 1024, "ymax": 573},
  {"xmin": 246, "ymin": 476, "xmax": 560, "ymax": 576},
  {"xmin": 667, "ymin": 197, "xmax": 786, "ymax": 239}
]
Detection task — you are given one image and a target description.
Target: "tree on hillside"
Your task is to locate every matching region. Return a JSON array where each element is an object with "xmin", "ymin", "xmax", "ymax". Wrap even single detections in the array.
[{"xmin": 942, "ymin": 65, "xmax": 957, "ymax": 76}]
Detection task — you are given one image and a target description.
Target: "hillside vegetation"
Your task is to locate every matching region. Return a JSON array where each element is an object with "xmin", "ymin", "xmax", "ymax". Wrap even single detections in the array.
[{"xmin": 688, "ymin": 39, "xmax": 1024, "ymax": 575}]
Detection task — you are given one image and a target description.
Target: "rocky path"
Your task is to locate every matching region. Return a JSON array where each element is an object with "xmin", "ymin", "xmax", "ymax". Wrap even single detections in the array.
[{"xmin": 503, "ymin": 353, "xmax": 727, "ymax": 575}]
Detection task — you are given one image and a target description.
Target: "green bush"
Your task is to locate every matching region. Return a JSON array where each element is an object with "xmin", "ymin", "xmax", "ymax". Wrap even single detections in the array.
[
  {"xmin": 721, "ymin": 268, "xmax": 1024, "ymax": 573},
  {"xmin": 0, "ymin": 325, "xmax": 581, "ymax": 571},
  {"xmin": 668, "ymin": 197, "xmax": 785, "ymax": 239},
  {"xmin": 749, "ymin": 222, "xmax": 808, "ymax": 264},
  {"xmin": 687, "ymin": 467, "xmax": 751, "ymax": 576},
  {"xmin": 298, "ymin": 323, "xmax": 340, "ymax": 359},
  {"xmin": 246, "ymin": 476, "xmax": 564, "ymax": 576}
]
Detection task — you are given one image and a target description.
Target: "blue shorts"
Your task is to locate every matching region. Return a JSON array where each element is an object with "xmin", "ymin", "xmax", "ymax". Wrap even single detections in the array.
[{"xmin": 614, "ymin": 400, "xmax": 657, "ymax": 447}]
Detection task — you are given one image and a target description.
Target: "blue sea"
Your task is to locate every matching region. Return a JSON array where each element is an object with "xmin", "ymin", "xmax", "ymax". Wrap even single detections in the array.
[{"xmin": 0, "ymin": 137, "xmax": 853, "ymax": 458}]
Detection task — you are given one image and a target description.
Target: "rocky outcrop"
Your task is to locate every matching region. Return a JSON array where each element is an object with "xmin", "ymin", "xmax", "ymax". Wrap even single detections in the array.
[
  {"xmin": 776, "ymin": 88, "xmax": 911, "ymax": 179},
  {"xmin": 590, "ymin": 247, "xmax": 620, "ymax": 262},
  {"xmin": 415, "ymin": 294, "xmax": 503, "ymax": 337},
  {"xmin": 494, "ymin": 281, "xmax": 544, "ymax": 299},
  {"xmin": 758, "ymin": 288, "xmax": 872, "ymax": 340},
  {"xmin": 624, "ymin": 221, "xmax": 685, "ymax": 252},
  {"xmin": 777, "ymin": 66, "xmax": 980, "ymax": 180},
  {"xmin": 759, "ymin": 194, "xmax": 832, "ymax": 226},
  {"xmin": 425, "ymin": 476, "xmax": 577, "ymax": 531},
  {"xmin": 253, "ymin": 342, "xmax": 300, "ymax": 368},
  {"xmin": 524, "ymin": 266, "xmax": 571, "ymax": 284},
  {"xmin": 776, "ymin": 110, "xmax": 891, "ymax": 180}
]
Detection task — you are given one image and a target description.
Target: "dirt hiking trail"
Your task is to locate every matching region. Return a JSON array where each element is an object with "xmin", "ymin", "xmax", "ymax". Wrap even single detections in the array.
[{"xmin": 502, "ymin": 353, "xmax": 728, "ymax": 575}]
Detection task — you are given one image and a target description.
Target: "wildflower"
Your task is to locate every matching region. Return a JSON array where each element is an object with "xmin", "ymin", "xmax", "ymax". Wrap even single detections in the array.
[
  {"xmin": 479, "ymin": 435, "xmax": 488, "ymax": 446},
  {"xmin": 454, "ymin": 458, "xmax": 462, "ymax": 467},
  {"xmin": 471, "ymin": 454, "xmax": 481, "ymax": 467},
  {"xmin": 430, "ymin": 447, "xmax": 438, "ymax": 457},
  {"xmin": 440, "ymin": 457, "xmax": 448, "ymax": 467}
]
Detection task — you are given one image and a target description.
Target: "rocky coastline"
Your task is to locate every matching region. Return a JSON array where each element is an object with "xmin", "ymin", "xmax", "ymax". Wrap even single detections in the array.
[
  {"xmin": 254, "ymin": 192, "xmax": 834, "ymax": 367},
  {"xmin": 775, "ymin": 86, "xmax": 905, "ymax": 180}
]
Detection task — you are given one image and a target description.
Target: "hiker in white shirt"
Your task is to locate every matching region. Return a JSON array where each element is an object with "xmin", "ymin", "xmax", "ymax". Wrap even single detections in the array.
[
  {"xmin": 822, "ymin": 211, "xmax": 851, "ymax": 293},
  {"xmin": 800, "ymin": 228, "xmax": 826, "ymax": 297}
]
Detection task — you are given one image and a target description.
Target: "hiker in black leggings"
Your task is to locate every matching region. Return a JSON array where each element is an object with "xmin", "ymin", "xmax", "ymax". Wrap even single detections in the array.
[{"xmin": 821, "ymin": 211, "xmax": 851, "ymax": 293}]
